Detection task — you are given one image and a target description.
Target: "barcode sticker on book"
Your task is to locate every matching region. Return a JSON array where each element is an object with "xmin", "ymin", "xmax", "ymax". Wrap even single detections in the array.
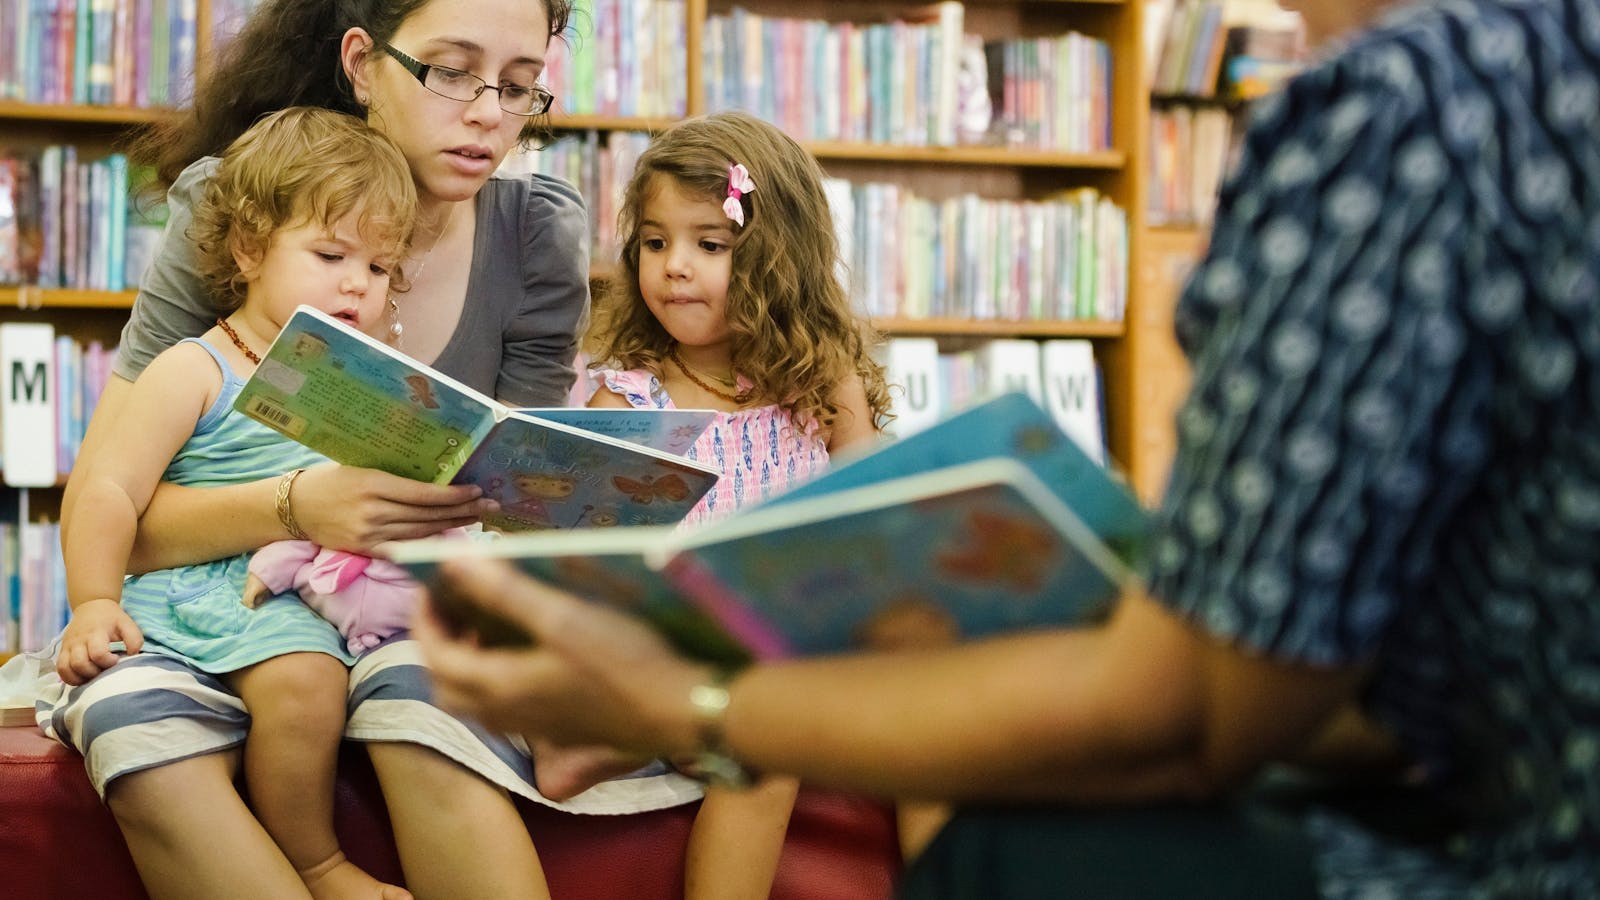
[{"xmin": 242, "ymin": 396, "xmax": 307, "ymax": 438}]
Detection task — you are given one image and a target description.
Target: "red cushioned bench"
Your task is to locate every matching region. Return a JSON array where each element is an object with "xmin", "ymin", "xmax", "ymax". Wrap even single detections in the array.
[{"xmin": 0, "ymin": 724, "xmax": 902, "ymax": 900}]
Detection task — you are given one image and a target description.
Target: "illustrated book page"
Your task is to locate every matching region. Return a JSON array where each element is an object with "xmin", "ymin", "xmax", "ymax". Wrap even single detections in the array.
[{"xmin": 236, "ymin": 306, "xmax": 721, "ymax": 530}]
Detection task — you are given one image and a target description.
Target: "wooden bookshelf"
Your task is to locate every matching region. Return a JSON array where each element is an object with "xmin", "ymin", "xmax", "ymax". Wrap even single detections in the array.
[
  {"xmin": 871, "ymin": 317, "xmax": 1125, "ymax": 339},
  {"xmin": 3, "ymin": 0, "xmax": 1185, "ymax": 655},
  {"xmin": 0, "ymin": 101, "xmax": 174, "ymax": 125},
  {"xmin": 0, "ymin": 288, "xmax": 138, "ymax": 311},
  {"xmin": 803, "ymin": 143, "xmax": 1126, "ymax": 169},
  {"xmin": 3, "ymin": 0, "xmax": 1169, "ymax": 482}
]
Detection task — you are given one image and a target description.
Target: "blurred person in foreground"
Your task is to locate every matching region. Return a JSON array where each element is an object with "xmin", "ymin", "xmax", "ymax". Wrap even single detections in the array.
[{"xmin": 415, "ymin": 0, "xmax": 1600, "ymax": 895}]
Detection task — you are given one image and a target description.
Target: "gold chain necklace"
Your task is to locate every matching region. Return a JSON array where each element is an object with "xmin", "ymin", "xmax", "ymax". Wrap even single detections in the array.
[
  {"xmin": 216, "ymin": 317, "xmax": 261, "ymax": 365},
  {"xmin": 670, "ymin": 347, "xmax": 745, "ymax": 403}
]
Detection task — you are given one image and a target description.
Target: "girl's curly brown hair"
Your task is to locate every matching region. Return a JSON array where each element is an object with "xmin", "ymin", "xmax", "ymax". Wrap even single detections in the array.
[
  {"xmin": 590, "ymin": 111, "xmax": 893, "ymax": 436},
  {"xmin": 189, "ymin": 107, "xmax": 418, "ymax": 312}
]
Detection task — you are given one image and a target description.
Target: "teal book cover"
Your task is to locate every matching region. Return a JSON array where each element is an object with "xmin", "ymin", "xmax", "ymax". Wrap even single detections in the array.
[
  {"xmin": 762, "ymin": 391, "xmax": 1149, "ymax": 568},
  {"xmin": 386, "ymin": 527, "xmax": 753, "ymax": 668},
  {"xmin": 667, "ymin": 457, "xmax": 1131, "ymax": 658}
]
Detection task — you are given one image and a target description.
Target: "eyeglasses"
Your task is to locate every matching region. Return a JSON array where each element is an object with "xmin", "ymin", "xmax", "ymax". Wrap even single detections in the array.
[{"xmin": 377, "ymin": 42, "xmax": 554, "ymax": 116}]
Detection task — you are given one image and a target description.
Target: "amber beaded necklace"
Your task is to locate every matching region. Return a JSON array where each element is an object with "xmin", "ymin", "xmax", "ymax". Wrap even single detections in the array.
[
  {"xmin": 216, "ymin": 317, "xmax": 261, "ymax": 365},
  {"xmin": 670, "ymin": 346, "xmax": 745, "ymax": 403}
]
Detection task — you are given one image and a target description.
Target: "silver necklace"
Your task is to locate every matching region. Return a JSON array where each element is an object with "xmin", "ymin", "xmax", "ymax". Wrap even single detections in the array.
[{"xmin": 389, "ymin": 203, "xmax": 459, "ymax": 346}]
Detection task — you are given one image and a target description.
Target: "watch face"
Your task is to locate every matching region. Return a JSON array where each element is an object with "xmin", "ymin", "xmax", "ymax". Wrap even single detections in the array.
[{"xmin": 676, "ymin": 752, "xmax": 754, "ymax": 790}]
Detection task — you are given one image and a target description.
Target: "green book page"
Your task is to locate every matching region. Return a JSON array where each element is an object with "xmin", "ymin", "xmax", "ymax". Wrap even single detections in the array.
[{"xmin": 235, "ymin": 306, "xmax": 499, "ymax": 483}]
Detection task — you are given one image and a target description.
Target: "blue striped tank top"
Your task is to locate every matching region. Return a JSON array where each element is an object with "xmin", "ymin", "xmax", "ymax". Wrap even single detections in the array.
[{"xmin": 119, "ymin": 338, "xmax": 354, "ymax": 671}]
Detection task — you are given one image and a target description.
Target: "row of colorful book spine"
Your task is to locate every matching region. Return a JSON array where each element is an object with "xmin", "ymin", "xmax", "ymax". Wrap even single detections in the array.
[
  {"xmin": 702, "ymin": 3, "xmax": 1112, "ymax": 152},
  {"xmin": 540, "ymin": 0, "xmax": 688, "ymax": 119},
  {"xmin": 0, "ymin": 504, "xmax": 64, "ymax": 655},
  {"xmin": 0, "ymin": 148, "xmax": 165, "ymax": 290},
  {"xmin": 834, "ymin": 182, "xmax": 1127, "ymax": 324},
  {"xmin": 1147, "ymin": 103, "xmax": 1233, "ymax": 227},
  {"xmin": 0, "ymin": 333, "xmax": 117, "ymax": 654},
  {"xmin": 0, "ymin": 0, "xmax": 198, "ymax": 107},
  {"xmin": 507, "ymin": 131, "xmax": 1128, "ymax": 324}
]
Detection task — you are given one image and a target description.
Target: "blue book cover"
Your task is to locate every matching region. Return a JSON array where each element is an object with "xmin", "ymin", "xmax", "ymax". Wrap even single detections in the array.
[
  {"xmin": 235, "ymin": 306, "xmax": 720, "ymax": 532},
  {"xmin": 761, "ymin": 391, "xmax": 1148, "ymax": 568},
  {"xmin": 388, "ymin": 526, "xmax": 753, "ymax": 666},
  {"xmin": 385, "ymin": 396, "xmax": 1144, "ymax": 660}
]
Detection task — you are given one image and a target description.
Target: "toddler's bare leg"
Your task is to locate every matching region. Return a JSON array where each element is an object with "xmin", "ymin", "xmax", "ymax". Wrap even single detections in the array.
[
  {"xmin": 369, "ymin": 741, "xmax": 551, "ymax": 900},
  {"xmin": 229, "ymin": 653, "xmax": 411, "ymax": 900},
  {"xmin": 107, "ymin": 750, "xmax": 313, "ymax": 900}
]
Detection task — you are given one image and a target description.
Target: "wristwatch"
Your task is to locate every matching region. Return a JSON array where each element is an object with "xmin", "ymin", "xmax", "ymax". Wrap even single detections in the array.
[{"xmin": 685, "ymin": 667, "xmax": 755, "ymax": 789}]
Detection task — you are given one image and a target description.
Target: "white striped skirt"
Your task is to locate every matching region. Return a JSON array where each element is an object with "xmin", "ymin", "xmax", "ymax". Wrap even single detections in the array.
[{"xmin": 35, "ymin": 636, "xmax": 704, "ymax": 814}]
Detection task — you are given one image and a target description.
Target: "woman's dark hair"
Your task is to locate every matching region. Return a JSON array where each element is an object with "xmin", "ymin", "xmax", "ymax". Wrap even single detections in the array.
[{"xmin": 128, "ymin": 0, "xmax": 572, "ymax": 190}]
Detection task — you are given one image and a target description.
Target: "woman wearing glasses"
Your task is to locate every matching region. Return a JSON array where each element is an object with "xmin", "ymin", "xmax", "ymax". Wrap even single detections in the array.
[{"xmin": 48, "ymin": 0, "xmax": 703, "ymax": 898}]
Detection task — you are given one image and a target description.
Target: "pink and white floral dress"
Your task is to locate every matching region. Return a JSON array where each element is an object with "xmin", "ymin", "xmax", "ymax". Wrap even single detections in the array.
[{"xmin": 597, "ymin": 368, "xmax": 830, "ymax": 526}]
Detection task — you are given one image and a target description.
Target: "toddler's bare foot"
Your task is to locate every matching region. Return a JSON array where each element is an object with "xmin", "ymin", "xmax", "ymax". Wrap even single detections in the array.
[
  {"xmin": 298, "ymin": 850, "xmax": 412, "ymax": 900},
  {"xmin": 534, "ymin": 739, "xmax": 655, "ymax": 801}
]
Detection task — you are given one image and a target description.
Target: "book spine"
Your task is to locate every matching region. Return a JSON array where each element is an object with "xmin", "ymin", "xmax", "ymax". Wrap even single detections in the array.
[{"xmin": 661, "ymin": 552, "xmax": 791, "ymax": 660}]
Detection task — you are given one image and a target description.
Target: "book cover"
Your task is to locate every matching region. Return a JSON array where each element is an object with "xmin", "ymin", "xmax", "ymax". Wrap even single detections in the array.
[
  {"xmin": 388, "ymin": 457, "xmax": 1132, "ymax": 661},
  {"xmin": 760, "ymin": 391, "xmax": 1147, "ymax": 568},
  {"xmin": 385, "ymin": 392, "xmax": 1149, "ymax": 661},
  {"xmin": 235, "ymin": 306, "xmax": 720, "ymax": 531},
  {"xmin": 668, "ymin": 457, "xmax": 1129, "ymax": 657},
  {"xmin": 393, "ymin": 526, "xmax": 755, "ymax": 667}
]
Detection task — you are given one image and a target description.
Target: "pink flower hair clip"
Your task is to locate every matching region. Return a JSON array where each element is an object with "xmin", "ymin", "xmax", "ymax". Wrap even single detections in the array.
[{"xmin": 723, "ymin": 163, "xmax": 756, "ymax": 227}]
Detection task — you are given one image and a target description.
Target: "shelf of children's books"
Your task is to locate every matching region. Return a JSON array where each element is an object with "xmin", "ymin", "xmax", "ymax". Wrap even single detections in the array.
[
  {"xmin": 874, "ymin": 317, "xmax": 1124, "ymax": 338},
  {"xmin": 805, "ymin": 142, "xmax": 1125, "ymax": 169},
  {"xmin": 0, "ymin": 101, "xmax": 174, "ymax": 125},
  {"xmin": 0, "ymin": 288, "xmax": 137, "ymax": 310},
  {"xmin": 547, "ymin": 112, "xmax": 678, "ymax": 134}
]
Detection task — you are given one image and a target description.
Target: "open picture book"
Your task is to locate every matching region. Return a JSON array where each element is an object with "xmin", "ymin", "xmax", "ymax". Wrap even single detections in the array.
[
  {"xmin": 384, "ymin": 392, "xmax": 1151, "ymax": 661},
  {"xmin": 234, "ymin": 306, "xmax": 721, "ymax": 532}
]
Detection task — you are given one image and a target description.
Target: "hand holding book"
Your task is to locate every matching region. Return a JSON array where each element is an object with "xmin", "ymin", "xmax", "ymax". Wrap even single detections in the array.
[
  {"xmin": 390, "ymin": 392, "xmax": 1149, "ymax": 661},
  {"xmin": 235, "ymin": 307, "xmax": 722, "ymax": 532}
]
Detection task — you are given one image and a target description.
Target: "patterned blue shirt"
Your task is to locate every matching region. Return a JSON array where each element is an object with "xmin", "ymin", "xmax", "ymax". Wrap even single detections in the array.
[{"xmin": 1145, "ymin": 0, "xmax": 1600, "ymax": 895}]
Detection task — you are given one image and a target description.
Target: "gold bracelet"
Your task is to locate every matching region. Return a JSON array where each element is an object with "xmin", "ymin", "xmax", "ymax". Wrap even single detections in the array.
[
  {"xmin": 275, "ymin": 468, "xmax": 309, "ymax": 541},
  {"xmin": 686, "ymin": 666, "xmax": 754, "ymax": 789}
]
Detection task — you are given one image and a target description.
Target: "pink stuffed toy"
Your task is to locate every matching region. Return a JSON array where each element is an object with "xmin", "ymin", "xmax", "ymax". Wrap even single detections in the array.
[{"xmin": 243, "ymin": 541, "xmax": 424, "ymax": 654}]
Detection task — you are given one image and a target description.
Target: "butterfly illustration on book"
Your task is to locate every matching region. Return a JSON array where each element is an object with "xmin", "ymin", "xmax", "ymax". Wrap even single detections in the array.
[
  {"xmin": 403, "ymin": 374, "xmax": 440, "ymax": 409},
  {"xmin": 612, "ymin": 472, "xmax": 691, "ymax": 504},
  {"xmin": 935, "ymin": 510, "xmax": 1059, "ymax": 592}
]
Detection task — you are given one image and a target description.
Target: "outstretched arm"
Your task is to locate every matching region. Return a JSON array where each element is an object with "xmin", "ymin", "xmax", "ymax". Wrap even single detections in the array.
[{"xmin": 414, "ymin": 559, "xmax": 1364, "ymax": 804}]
